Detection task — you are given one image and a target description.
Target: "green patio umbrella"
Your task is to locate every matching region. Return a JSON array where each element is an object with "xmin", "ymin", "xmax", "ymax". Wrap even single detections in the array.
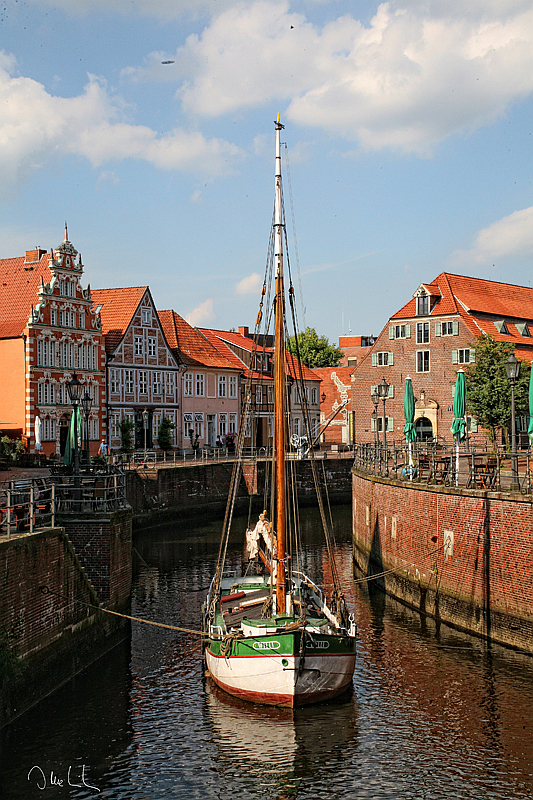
[
  {"xmin": 63, "ymin": 407, "xmax": 82, "ymax": 466},
  {"xmin": 451, "ymin": 369, "xmax": 467, "ymax": 485},
  {"xmin": 403, "ymin": 376, "xmax": 416, "ymax": 477}
]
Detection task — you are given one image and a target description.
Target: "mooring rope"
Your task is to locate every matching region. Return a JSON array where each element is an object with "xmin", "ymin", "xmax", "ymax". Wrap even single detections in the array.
[{"xmin": 39, "ymin": 585, "xmax": 208, "ymax": 637}]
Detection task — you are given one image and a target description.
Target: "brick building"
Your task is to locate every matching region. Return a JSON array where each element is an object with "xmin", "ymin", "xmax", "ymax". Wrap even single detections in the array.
[
  {"xmin": 0, "ymin": 228, "xmax": 104, "ymax": 457},
  {"xmin": 91, "ymin": 287, "xmax": 180, "ymax": 452},
  {"xmin": 158, "ymin": 310, "xmax": 242, "ymax": 449},
  {"xmin": 313, "ymin": 366, "xmax": 354, "ymax": 447},
  {"xmin": 352, "ymin": 273, "xmax": 533, "ymax": 445},
  {"xmin": 338, "ymin": 335, "xmax": 375, "ymax": 368},
  {"xmin": 201, "ymin": 326, "xmax": 321, "ymax": 448}
]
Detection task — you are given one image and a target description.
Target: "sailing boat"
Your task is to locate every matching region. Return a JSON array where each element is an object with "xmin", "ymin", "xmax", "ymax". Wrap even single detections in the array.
[{"xmin": 202, "ymin": 117, "xmax": 356, "ymax": 708}]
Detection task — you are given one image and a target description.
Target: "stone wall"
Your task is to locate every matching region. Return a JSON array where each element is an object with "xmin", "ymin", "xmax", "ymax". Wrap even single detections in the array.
[
  {"xmin": 126, "ymin": 457, "xmax": 353, "ymax": 524},
  {"xmin": 352, "ymin": 468, "xmax": 533, "ymax": 652}
]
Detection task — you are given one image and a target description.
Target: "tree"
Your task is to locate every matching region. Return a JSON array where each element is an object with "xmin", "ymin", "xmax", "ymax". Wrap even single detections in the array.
[
  {"xmin": 119, "ymin": 418, "xmax": 134, "ymax": 454},
  {"xmin": 287, "ymin": 327, "xmax": 343, "ymax": 368},
  {"xmin": 464, "ymin": 334, "xmax": 530, "ymax": 448},
  {"xmin": 157, "ymin": 416, "xmax": 175, "ymax": 451}
]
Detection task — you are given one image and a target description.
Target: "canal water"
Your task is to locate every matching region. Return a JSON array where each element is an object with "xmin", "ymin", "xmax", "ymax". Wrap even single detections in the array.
[{"xmin": 2, "ymin": 505, "xmax": 533, "ymax": 799}]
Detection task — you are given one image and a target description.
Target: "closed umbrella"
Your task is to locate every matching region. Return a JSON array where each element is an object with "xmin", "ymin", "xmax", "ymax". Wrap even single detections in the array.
[
  {"xmin": 34, "ymin": 415, "xmax": 42, "ymax": 452},
  {"xmin": 403, "ymin": 376, "xmax": 416, "ymax": 478},
  {"xmin": 63, "ymin": 408, "xmax": 82, "ymax": 465},
  {"xmin": 527, "ymin": 366, "xmax": 533, "ymax": 444},
  {"xmin": 451, "ymin": 369, "xmax": 467, "ymax": 485}
]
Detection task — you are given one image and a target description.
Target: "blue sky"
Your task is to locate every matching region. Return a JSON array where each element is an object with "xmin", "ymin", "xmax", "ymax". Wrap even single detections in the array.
[{"xmin": 1, "ymin": 0, "xmax": 533, "ymax": 342}]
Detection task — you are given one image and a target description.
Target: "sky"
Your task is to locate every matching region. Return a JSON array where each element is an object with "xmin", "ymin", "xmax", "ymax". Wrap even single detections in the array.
[{"xmin": 1, "ymin": 0, "xmax": 533, "ymax": 342}]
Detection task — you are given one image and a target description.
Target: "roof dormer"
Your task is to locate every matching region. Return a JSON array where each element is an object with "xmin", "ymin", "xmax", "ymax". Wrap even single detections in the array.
[{"xmin": 413, "ymin": 284, "xmax": 441, "ymax": 316}]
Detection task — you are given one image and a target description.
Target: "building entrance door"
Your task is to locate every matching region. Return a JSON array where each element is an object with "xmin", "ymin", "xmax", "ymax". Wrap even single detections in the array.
[
  {"xmin": 207, "ymin": 414, "xmax": 216, "ymax": 447},
  {"xmin": 415, "ymin": 417, "xmax": 434, "ymax": 441}
]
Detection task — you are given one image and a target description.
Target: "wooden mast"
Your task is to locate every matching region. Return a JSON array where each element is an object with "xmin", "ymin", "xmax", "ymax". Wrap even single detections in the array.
[{"xmin": 274, "ymin": 115, "xmax": 287, "ymax": 616}]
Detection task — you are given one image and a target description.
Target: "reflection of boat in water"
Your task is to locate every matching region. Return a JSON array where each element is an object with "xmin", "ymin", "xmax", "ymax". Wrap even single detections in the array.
[
  {"xmin": 202, "ymin": 117, "xmax": 356, "ymax": 707},
  {"xmin": 204, "ymin": 678, "xmax": 358, "ymax": 796}
]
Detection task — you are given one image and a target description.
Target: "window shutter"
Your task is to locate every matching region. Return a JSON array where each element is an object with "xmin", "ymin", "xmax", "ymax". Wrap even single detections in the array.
[
  {"xmin": 470, "ymin": 417, "xmax": 478, "ymax": 433},
  {"xmin": 452, "ymin": 350, "xmax": 458, "ymax": 364},
  {"xmin": 370, "ymin": 385, "xmax": 377, "ymax": 395},
  {"xmin": 371, "ymin": 417, "xmax": 376, "ymax": 432},
  {"xmin": 388, "ymin": 385, "xmax": 394, "ymax": 399},
  {"xmin": 435, "ymin": 323, "xmax": 441, "ymax": 337},
  {"xmin": 452, "ymin": 320, "xmax": 459, "ymax": 335},
  {"xmin": 387, "ymin": 416, "xmax": 394, "ymax": 432},
  {"xmin": 388, "ymin": 352, "xmax": 394, "ymax": 365},
  {"xmin": 469, "ymin": 348, "xmax": 476, "ymax": 363},
  {"xmin": 389, "ymin": 326, "xmax": 395, "ymax": 340},
  {"xmin": 405, "ymin": 324, "xmax": 411, "ymax": 338},
  {"xmin": 372, "ymin": 353, "xmax": 377, "ymax": 367}
]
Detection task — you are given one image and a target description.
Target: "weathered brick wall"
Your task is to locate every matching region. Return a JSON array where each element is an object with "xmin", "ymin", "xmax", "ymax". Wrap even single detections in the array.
[
  {"xmin": 352, "ymin": 469, "xmax": 533, "ymax": 650},
  {"xmin": 63, "ymin": 509, "xmax": 132, "ymax": 608},
  {"xmin": 0, "ymin": 528, "xmax": 98, "ymax": 661}
]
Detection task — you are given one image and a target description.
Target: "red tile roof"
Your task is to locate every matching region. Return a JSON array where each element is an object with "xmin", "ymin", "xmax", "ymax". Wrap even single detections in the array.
[
  {"xmin": 91, "ymin": 286, "xmax": 148, "ymax": 353},
  {"xmin": 0, "ymin": 253, "xmax": 52, "ymax": 338},
  {"xmin": 159, "ymin": 310, "xmax": 239, "ymax": 371}
]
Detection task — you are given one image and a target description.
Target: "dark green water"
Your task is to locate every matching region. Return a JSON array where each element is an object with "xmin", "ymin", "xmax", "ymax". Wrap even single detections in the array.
[{"xmin": 2, "ymin": 505, "xmax": 533, "ymax": 799}]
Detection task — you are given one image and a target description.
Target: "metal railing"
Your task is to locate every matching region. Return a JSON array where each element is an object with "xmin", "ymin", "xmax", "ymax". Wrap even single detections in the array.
[
  {"xmin": 0, "ymin": 470, "xmax": 129, "ymax": 536},
  {"xmin": 354, "ymin": 440, "xmax": 533, "ymax": 493}
]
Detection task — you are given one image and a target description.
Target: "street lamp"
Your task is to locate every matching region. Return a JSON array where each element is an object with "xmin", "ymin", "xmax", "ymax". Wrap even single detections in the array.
[
  {"xmin": 371, "ymin": 390, "xmax": 380, "ymax": 447},
  {"xmin": 377, "ymin": 377, "xmax": 390, "ymax": 474},
  {"xmin": 142, "ymin": 409, "xmax": 149, "ymax": 464},
  {"xmin": 81, "ymin": 391, "xmax": 92, "ymax": 467},
  {"xmin": 67, "ymin": 372, "xmax": 83, "ymax": 477},
  {"xmin": 505, "ymin": 353, "xmax": 520, "ymax": 489}
]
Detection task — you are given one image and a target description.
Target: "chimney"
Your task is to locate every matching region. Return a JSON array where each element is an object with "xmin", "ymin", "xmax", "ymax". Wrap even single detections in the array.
[
  {"xmin": 25, "ymin": 248, "xmax": 47, "ymax": 263},
  {"xmin": 238, "ymin": 326, "xmax": 249, "ymax": 338}
]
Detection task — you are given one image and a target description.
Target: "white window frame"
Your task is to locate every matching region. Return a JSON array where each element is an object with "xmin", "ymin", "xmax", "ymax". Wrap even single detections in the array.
[
  {"xmin": 134, "ymin": 336, "xmax": 143, "ymax": 356},
  {"xmin": 218, "ymin": 375, "xmax": 227, "ymax": 397},
  {"xmin": 184, "ymin": 373, "xmax": 193, "ymax": 397},
  {"xmin": 196, "ymin": 373, "xmax": 205, "ymax": 397},
  {"xmin": 229, "ymin": 375, "xmax": 237, "ymax": 399},
  {"xmin": 417, "ymin": 350, "xmax": 430, "ymax": 372}
]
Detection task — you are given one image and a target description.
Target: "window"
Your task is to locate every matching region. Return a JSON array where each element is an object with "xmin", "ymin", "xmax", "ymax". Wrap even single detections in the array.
[
  {"xmin": 42, "ymin": 418, "xmax": 56, "ymax": 441},
  {"xmin": 196, "ymin": 373, "xmax": 205, "ymax": 397},
  {"xmin": 89, "ymin": 419, "xmax": 99, "ymax": 440},
  {"xmin": 229, "ymin": 413, "xmax": 237, "ymax": 434},
  {"xmin": 417, "ymin": 350, "xmax": 430, "ymax": 372},
  {"xmin": 184, "ymin": 413, "xmax": 194, "ymax": 439},
  {"xmin": 267, "ymin": 386, "xmax": 273, "ymax": 403},
  {"xmin": 229, "ymin": 375, "xmax": 237, "ymax": 398},
  {"xmin": 435, "ymin": 320, "xmax": 459, "ymax": 337},
  {"xmin": 139, "ymin": 371, "xmax": 148, "ymax": 395},
  {"xmin": 389, "ymin": 324, "xmax": 411, "ymax": 339},
  {"xmin": 184, "ymin": 373, "xmax": 193, "ymax": 397},
  {"xmin": 371, "ymin": 416, "xmax": 394, "ymax": 432},
  {"xmin": 50, "ymin": 309, "xmax": 57, "ymax": 326},
  {"xmin": 219, "ymin": 413, "xmax": 227, "ymax": 437},
  {"xmin": 134, "ymin": 336, "xmax": 143, "ymax": 356},
  {"xmin": 148, "ymin": 338, "xmax": 156, "ymax": 357},
  {"xmin": 516, "ymin": 322, "xmax": 531, "ymax": 337},
  {"xmin": 37, "ymin": 338, "xmax": 55, "ymax": 367},
  {"xmin": 38, "ymin": 382, "xmax": 55, "ymax": 405},
  {"xmin": 141, "ymin": 308, "xmax": 152, "ymax": 326},
  {"xmin": 311, "ymin": 388, "xmax": 318, "ymax": 405},
  {"xmin": 417, "ymin": 294, "xmax": 429, "ymax": 316},
  {"xmin": 452, "ymin": 349, "xmax": 476, "ymax": 364},
  {"xmin": 166, "ymin": 372, "xmax": 174, "ymax": 398},
  {"xmin": 494, "ymin": 320, "xmax": 509, "ymax": 334},
  {"xmin": 417, "ymin": 322, "xmax": 430, "ymax": 344},
  {"xmin": 294, "ymin": 417, "xmax": 300, "ymax": 436},
  {"xmin": 111, "ymin": 414, "xmax": 120, "ymax": 439},
  {"xmin": 256, "ymin": 385, "xmax": 262, "ymax": 405},
  {"xmin": 153, "ymin": 372, "xmax": 162, "ymax": 395},
  {"xmin": 218, "ymin": 375, "xmax": 227, "ymax": 397},
  {"xmin": 125, "ymin": 370, "xmax": 134, "ymax": 394},
  {"xmin": 371, "ymin": 351, "xmax": 394, "ymax": 367},
  {"xmin": 152, "ymin": 412, "xmax": 162, "ymax": 441},
  {"xmin": 79, "ymin": 312, "xmax": 85, "ymax": 329},
  {"xmin": 268, "ymin": 416, "xmax": 273, "ymax": 438},
  {"xmin": 91, "ymin": 385, "xmax": 99, "ymax": 406},
  {"xmin": 194, "ymin": 412, "xmax": 204, "ymax": 439}
]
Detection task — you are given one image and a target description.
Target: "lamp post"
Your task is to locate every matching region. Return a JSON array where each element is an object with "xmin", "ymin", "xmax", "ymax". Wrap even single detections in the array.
[
  {"xmin": 377, "ymin": 377, "xmax": 390, "ymax": 474},
  {"xmin": 371, "ymin": 390, "xmax": 380, "ymax": 448},
  {"xmin": 142, "ymin": 409, "xmax": 149, "ymax": 465},
  {"xmin": 505, "ymin": 353, "xmax": 520, "ymax": 489},
  {"xmin": 81, "ymin": 391, "xmax": 92, "ymax": 467}
]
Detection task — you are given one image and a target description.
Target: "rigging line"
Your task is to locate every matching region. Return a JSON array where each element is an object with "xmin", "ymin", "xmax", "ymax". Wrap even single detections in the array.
[
  {"xmin": 354, "ymin": 539, "xmax": 456, "ymax": 585},
  {"xmin": 283, "ymin": 143, "xmax": 305, "ymax": 330},
  {"xmin": 39, "ymin": 586, "xmax": 207, "ymax": 637}
]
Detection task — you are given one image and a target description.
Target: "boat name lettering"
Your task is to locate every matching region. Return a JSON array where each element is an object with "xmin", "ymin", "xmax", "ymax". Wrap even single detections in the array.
[
  {"xmin": 252, "ymin": 640, "xmax": 281, "ymax": 650},
  {"xmin": 310, "ymin": 640, "xmax": 329, "ymax": 649}
]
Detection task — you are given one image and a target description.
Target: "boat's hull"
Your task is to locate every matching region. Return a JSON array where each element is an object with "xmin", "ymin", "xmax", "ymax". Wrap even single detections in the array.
[{"xmin": 205, "ymin": 631, "xmax": 356, "ymax": 708}]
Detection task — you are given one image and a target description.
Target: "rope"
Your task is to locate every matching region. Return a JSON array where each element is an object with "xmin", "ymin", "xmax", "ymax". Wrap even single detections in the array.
[{"xmin": 39, "ymin": 585, "xmax": 208, "ymax": 637}]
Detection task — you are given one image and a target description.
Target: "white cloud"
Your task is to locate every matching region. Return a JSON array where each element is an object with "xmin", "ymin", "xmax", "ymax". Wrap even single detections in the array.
[
  {"xmin": 186, "ymin": 298, "xmax": 215, "ymax": 326},
  {"xmin": 449, "ymin": 206, "xmax": 533, "ymax": 266},
  {"xmin": 24, "ymin": 0, "xmax": 237, "ymax": 20},
  {"xmin": 126, "ymin": 0, "xmax": 533, "ymax": 156},
  {"xmin": 235, "ymin": 272, "xmax": 263, "ymax": 295},
  {"xmin": 0, "ymin": 56, "xmax": 243, "ymax": 195},
  {"xmin": 190, "ymin": 190, "xmax": 203, "ymax": 204}
]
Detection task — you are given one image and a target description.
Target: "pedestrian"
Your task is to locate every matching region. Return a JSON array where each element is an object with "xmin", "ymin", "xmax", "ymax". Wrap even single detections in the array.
[{"xmin": 98, "ymin": 439, "xmax": 109, "ymax": 460}]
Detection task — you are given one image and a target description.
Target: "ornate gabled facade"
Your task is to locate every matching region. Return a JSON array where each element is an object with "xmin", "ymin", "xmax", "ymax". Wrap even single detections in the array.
[
  {"xmin": 91, "ymin": 287, "xmax": 180, "ymax": 451},
  {"xmin": 0, "ymin": 227, "xmax": 104, "ymax": 457}
]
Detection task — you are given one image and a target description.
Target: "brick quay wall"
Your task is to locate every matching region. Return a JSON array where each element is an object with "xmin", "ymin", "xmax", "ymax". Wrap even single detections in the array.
[
  {"xmin": 126, "ymin": 457, "xmax": 353, "ymax": 525},
  {"xmin": 352, "ymin": 468, "xmax": 533, "ymax": 653}
]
